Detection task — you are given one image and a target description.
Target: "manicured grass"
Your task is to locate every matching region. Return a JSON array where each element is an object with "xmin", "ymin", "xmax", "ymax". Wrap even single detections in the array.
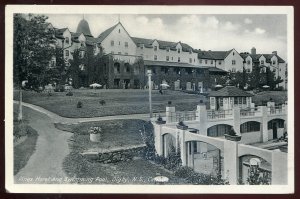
[
  {"xmin": 61, "ymin": 119, "xmax": 186, "ymax": 184},
  {"xmin": 14, "ymin": 125, "xmax": 38, "ymax": 175},
  {"xmin": 252, "ymin": 91, "xmax": 287, "ymax": 105},
  {"xmin": 56, "ymin": 119, "xmax": 152, "ymax": 150},
  {"xmin": 14, "ymin": 89, "xmax": 203, "ymax": 118}
]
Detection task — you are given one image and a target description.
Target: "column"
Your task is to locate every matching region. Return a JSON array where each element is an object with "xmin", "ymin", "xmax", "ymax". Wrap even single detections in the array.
[
  {"xmin": 179, "ymin": 129, "xmax": 187, "ymax": 166},
  {"xmin": 233, "ymin": 107, "xmax": 241, "ymax": 135},
  {"xmin": 260, "ymin": 106, "xmax": 268, "ymax": 142},
  {"xmin": 197, "ymin": 104, "xmax": 207, "ymax": 135},
  {"xmin": 191, "ymin": 141, "xmax": 195, "ymax": 169},
  {"xmin": 166, "ymin": 106, "xmax": 176, "ymax": 123},
  {"xmin": 223, "ymin": 140, "xmax": 238, "ymax": 184},
  {"xmin": 163, "ymin": 135, "xmax": 168, "ymax": 158},
  {"xmin": 187, "ymin": 142, "xmax": 191, "ymax": 167},
  {"xmin": 154, "ymin": 124, "xmax": 164, "ymax": 156}
]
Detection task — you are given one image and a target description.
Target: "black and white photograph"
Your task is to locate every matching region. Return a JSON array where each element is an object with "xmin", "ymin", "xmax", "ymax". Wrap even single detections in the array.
[{"xmin": 5, "ymin": 5, "xmax": 294, "ymax": 193}]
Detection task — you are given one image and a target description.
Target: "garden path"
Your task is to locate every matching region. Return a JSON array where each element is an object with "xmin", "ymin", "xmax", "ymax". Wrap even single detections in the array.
[{"xmin": 14, "ymin": 107, "xmax": 72, "ymax": 184}]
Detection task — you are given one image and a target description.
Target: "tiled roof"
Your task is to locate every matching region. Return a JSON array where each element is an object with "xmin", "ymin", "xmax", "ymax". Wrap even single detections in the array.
[
  {"xmin": 198, "ymin": 50, "xmax": 233, "ymax": 60},
  {"xmin": 85, "ymin": 36, "xmax": 97, "ymax": 46},
  {"xmin": 207, "ymin": 67, "xmax": 228, "ymax": 73},
  {"xmin": 131, "ymin": 37, "xmax": 194, "ymax": 51},
  {"xmin": 97, "ymin": 24, "xmax": 119, "ymax": 43},
  {"xmin": 209, "ymin": 86, "xmax": 254, "ymax": 97},
  {"xmin": 241, "ymin": 53, "xmax": 285, "ymax": 63},
  {"xmin": 144, "ymin": 60, "xmax": 206, "ymax": 69},
  {"xmin": 54, "ymin": 28, "xmax": 68, "ymax": 39}
]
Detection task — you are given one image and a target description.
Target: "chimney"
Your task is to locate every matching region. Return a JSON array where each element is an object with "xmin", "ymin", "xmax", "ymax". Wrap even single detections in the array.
[
  {"xmin": 272, "ymin": 51, "xmax": 277, "ymax": 55},
  {"xmin": 251, "ymin": 47, "xmax": 256, "ymax": 55}
]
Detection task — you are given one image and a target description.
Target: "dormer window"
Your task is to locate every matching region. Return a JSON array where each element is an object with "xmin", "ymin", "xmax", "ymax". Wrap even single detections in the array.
[
  {"xmin": 247, "ymin": 60, "xmax": 251, "ymax": 65},
  {"xmin": 65, "ymin": 37, "xmax": 69, "ymax": 44},
  {"xmin": 272, "ymin": 60, "xmax": 276, "ymax": 65},
  {"xmin": 261, "ymin": 60, "xmax": 264, "ymax": 65},
  {"xmin": 178, "ymin": 49, "xmax": 181, "ymax": 53},
  {"xmin": 154, "ymin": 46, "xmax": 158, "ymax": 51}
]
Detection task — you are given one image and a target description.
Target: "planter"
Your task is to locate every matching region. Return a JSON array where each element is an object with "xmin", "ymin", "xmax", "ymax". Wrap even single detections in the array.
[
  {"xmin": 224, "ymin": 134, "xmax": 241, "ymax": 141},
  {"xmin": 176, "ymin": 125, "xmax": 188, "ymax": 130},
  {"xmin": 90, "ymin": 133, "xmax": 102, "ymax": 142},
  {"xmin": 156, "ymin": 120, "xmax": 166, "ymax": 124}
]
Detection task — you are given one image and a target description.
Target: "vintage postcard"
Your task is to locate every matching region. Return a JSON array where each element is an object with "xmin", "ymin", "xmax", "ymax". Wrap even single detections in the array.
[{"xmin": 5, "ymin": 5, "xmax": 294, "ymax": 193}]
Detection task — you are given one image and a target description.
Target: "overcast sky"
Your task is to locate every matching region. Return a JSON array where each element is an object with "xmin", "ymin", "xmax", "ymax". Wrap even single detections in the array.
[{"xmin": 45, "ymin": 14, "xmax": 287, "ymax": 60}]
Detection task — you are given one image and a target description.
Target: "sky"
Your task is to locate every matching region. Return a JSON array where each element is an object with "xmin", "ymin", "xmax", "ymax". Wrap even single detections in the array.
[{"xmin": 45, "ymin": 14, "xmax": 287, "ymax": 60}]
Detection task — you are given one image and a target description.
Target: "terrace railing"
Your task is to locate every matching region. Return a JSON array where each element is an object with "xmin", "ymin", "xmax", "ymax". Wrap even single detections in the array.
[
  {"xmin": 168, "ymin": 111, "xmax": 197, "ymax": 123},
  {"xmin": 267, "ymin": 105, "xmax": 285, "ymax": 115},
  {"xmin": 240, "ymin": 107, "xmax": 262, "ymax": 117},
  {"xmin": 207, "ymin": 109, "xmax": 233, "ymax": 120}
]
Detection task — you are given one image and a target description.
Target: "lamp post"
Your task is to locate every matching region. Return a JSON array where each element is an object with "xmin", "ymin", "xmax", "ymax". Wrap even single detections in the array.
[{"xmin": 147, "ymin": 69, "xmax": 153, "ymax": 118}]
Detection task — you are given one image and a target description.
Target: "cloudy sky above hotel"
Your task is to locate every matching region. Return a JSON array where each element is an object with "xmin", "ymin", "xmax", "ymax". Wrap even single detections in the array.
[{"xmin": 45, "ymin": 14, "xmax": 287, "ymax": 59}]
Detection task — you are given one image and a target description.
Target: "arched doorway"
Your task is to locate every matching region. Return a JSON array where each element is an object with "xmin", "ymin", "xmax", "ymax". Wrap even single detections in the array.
[
  {"xmin": 186, "ymin": 141, "xmax": 223, "ymax": 177},
  {"xmin": 239, "ymin": 155, "xmax": 272, "ymax": 185},
  {"xmin": 268, "ymin": 119, "xmax": 285, "ymax": 140},
  {"xmin": 207, "ymin": 124, "xmax": 232, "ymax": 137}
]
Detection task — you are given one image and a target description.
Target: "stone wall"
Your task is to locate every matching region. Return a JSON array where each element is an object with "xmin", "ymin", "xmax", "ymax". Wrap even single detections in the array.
[{"xmin": 81, "ymin": 144, "xmax": 146, "ymax": 163}]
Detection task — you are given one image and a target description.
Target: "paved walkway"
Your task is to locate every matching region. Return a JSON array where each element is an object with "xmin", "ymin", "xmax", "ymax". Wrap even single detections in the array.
[
  {"xmin": 14, "ymin": 106, "xmax": 73, "ymax": 184},
  {"xmin": 13, "ymin": 101, "xmax": 153, "ymax": 124}
]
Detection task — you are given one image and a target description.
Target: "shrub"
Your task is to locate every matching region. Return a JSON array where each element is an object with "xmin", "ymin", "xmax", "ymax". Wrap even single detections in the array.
[
  {"xmin": 88, "ymin": 126, "xmax": 102, "ymax": 134},
  {"xmin": 99, "ymin": 100, "xmax": 106, "ymax": 106},
  {"xmin": 77, "ymin": 101, "xmax": 82, "ymax": 108},
  {"xmin": 66, "ymin": 91, "xmax": 73, "ymax": 96}
]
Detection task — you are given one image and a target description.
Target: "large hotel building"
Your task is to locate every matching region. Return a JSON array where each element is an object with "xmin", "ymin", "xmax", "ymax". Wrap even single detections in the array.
[{"xmin": 47, "ymin": 18, "xmax": 287, "ymax": 90}]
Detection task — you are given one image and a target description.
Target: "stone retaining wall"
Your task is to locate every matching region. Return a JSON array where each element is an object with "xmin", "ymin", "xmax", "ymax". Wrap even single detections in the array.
[{"xmin": 81, "ymin": 144, "xmax": 146, "ymax": 163}]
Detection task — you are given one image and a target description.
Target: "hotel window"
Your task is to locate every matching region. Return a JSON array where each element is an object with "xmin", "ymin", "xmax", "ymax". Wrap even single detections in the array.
[
  {"xmin": 211, "ymin": 60, "xmax": 213, "ymax": 64},
  {"xmin": 154, "ymin": 46, "xmax": 158, "ymax": 51},
  {"xmin": 211, "ymin": 98, "xmax": 215, "ymax": 107},
  {"xmin": 247, "ymin": 60, "xmax": 251, "ymax": 65},
  {"xmin": 233, "ymin": 52, "xmax": 235, "ymax": 56},
  {"xmin": 234, "ymin": 97, "xmax": 238, "ymax": 105},
  {"xmin": 154, "ymin": 55, "xmax": 157, "ymax": 60},
  {"xmin": 272, "ymin": 60, "xmax": 276, "ymax": 65},
  {"xmin": 189, "ymin": 58, "xmax": 192, "ymax": 63},
  {"xmin": 111, "ymin": 40, "xmax": 114, "ymax": 46},
  {"xmin": 119, "ymin": 29, "xmax": 121, "ymax": 33},
  {"xmin": 171, "ymin": 57, "xmax": 173, "ymax": 61},
  {"xmin": 118, "ymin": 41, "xmax": 121, "ymax": 45},
  {"xmin": 140, "ymin": 44, "xmax": 144, "ymax": 49},
  {"xmin": 205, "ymin": 60, "xmax": 208, "ymax": 64},
  {"xmin": 124, "ymin": 63, "xmax": 130, "ymax": 73},
  {"xmin": 194, "ymin": 58, "xmax": 195, "ymax": 62},
  {"xmin": 125, "ymin": 42, "xmax": 128, "ymax": 48},
  {"xmin": 65, "ymin": 50, "xmax": 69, "ymax": 57},
  {"xmin": 178, "ymin": 49, "xmax": 181, "ymax": 53},
  {"xmin": 219, "ymin": 61, "xmax": 222, "ymax": 65},
  {"xmin": 242, "ymin": 97, "xmax": 246, "ymax": 104},
  {"xmin": 232, "ymin": 60, "xmax": 236, "ymax": 65},
  {"xmin": 220, "ymin": 98, "xmax": 223, "ymax": 107},
  {"xmin": 166, "ymin": 56, "xmax": 169, "ymax": 61},
  {"xmin": 65, "ymin": 37, "xmax": 69, "ymax": 44},
  {"xmin": 178, "ymin": 57, "xmax": 180, "ymax": 62},
  {"xmin": 261, "ymin": 60, "xmax": 264, "ymax": 65},
  {"xmin": 200, "ymin": 59, "xmax": 202, "ymax": 64},
  {"xmin": 238, "ymin": 97, "xmax": 242, "ymax": 104}
]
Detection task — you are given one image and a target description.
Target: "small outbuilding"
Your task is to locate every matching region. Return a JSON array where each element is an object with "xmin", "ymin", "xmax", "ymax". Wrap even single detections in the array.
[{"xmin": 208, "ymin": 86, "xmax": 254, "ymax": 110}]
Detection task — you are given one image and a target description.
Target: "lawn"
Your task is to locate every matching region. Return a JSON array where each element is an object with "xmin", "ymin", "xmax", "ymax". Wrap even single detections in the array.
[
  {"xmin": 252, "ymin": 91, "xmax": 287, "ymax": 106},
  {"xmin": 61, "ymin": 119, "xmax": 186, "ymax": 184},
  {"xmin": 13, "ymin": 89, "xmax": 203, "ymax": 118},
  {"xmin": 55, "ymin": 119, "xmax": 152, "ymax": 150},
  {"xmin": 13, "ymin": 108, "xmax": 38, "ymax": 175}
]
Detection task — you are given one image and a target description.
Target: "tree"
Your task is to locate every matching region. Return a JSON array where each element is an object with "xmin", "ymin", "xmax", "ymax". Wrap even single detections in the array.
[{"xmin": 13, "ymin": 14, "xmax": 55, "ymax": 120}]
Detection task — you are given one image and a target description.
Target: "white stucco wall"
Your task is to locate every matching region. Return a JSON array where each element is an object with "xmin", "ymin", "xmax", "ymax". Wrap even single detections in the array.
[
  {"xmin": 224, "ymin": 49, "xmax": 244, "ymax": 72},
  {"xmin": 101, "ymin": 23, "xmax": 137, "ymax": 58}
]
